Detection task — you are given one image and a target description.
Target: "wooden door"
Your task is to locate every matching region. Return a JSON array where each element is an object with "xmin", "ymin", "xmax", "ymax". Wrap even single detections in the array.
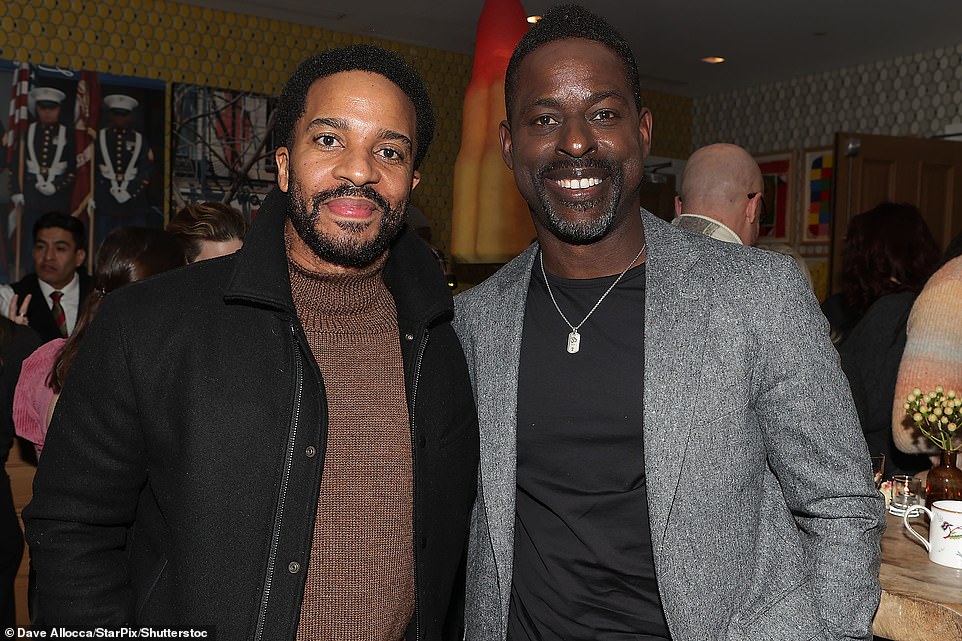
[{"xmin": 830, "ymin": 132, "xmax": 962, "ymax": 293}]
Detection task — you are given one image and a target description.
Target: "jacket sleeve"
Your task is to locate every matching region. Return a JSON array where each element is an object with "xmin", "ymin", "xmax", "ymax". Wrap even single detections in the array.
[
  {"xmin": 23, "ymin": 299, "xmax": 144, "ymax": 625},
  {"xmin": 754, "ymin": 257, "xmax": 885, "ymax": 641}
]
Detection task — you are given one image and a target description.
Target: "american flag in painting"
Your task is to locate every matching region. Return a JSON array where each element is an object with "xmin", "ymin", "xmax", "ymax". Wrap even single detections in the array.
[
  {"xmin": 70, "ymin": 70, "xmax": 101, "ymax": 223},
  {"xmin": 4, "ymin": 62, "xmax": 32, "ymax": 177}
]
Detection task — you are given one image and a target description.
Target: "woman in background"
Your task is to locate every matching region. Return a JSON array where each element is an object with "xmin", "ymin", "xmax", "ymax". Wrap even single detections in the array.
[
  {"xmin": 166, "ymin": 201, "xmax": 247, "ymax": 263},
  {"xmin": 836, "ymin": 202, "xmax": 941, "ymax": 476},
  {"xmin": 14, "ymin": 227, "xmax": 186, "ymax": 457}
]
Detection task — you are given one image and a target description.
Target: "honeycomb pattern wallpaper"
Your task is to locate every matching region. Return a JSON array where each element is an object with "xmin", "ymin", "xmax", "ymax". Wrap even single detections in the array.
[
  {"xmin": 0, "ymin": 0, "xmax": 697, "ymax": 255},
  {"xmin": 0, "ymin": 0, "xmax": 475, "ymax": 250},
  {"xmin": 693, "ymin": 42, "xmax": 962, "ymax": 153}
]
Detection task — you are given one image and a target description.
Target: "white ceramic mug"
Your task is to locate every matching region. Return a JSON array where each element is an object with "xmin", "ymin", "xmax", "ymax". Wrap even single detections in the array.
[{"xmin": 903, "ymin": 499, "xmax": 962, "ymax": 569}]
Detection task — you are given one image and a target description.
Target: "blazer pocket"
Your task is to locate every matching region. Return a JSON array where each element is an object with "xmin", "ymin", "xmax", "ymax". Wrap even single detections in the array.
[{"xmin": 730, "ymin": 579, "xmax": 825, "ymax": 641}]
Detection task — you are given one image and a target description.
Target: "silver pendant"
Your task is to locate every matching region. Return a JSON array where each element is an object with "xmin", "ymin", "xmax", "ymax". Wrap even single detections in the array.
[{"xmin": 567, "ymin": 330, "xmax": 581, "ymax": 354}]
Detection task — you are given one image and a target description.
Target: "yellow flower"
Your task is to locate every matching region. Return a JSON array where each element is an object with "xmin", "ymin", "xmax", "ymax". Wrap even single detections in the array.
[
  {"xmin": 950, "ymin": 423, "xmax": 958, "ymax": 433},
  {"xmin": 928, "ymin": 413, "xmax": 939, "ymax": 423},
  {"xmin": 937, "ymin": 386, "xmax": 945, "ymax": 394},
  {"xmin": 914, "ymin": 412, "xmax": 923, "ymax": 422},
  {"xmin": 942, "ymin": 416, "xmax": 950, "ymax": 425},
  {"xmin": 948, "ymin": 390, "xmax": 958, "ymax": 399},
  {"xmin": 935, "ymin": 407, "xmax": 944, "ymax": 416},
  {"xmin": 907, "ymin": 394, "xmax": 916, "ymax": 403},
  {"xmin": 914, "ymin": 388, "xmax": 922, "ymax": 396}
]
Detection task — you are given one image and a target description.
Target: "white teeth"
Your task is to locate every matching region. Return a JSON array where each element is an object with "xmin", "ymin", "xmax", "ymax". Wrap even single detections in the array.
[{"xmin": 554, "ymin": 177, "xmax": 603, "ymax": 189}]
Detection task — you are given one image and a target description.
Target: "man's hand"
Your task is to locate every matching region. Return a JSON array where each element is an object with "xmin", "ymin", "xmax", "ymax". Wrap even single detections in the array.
[{"xmin": 7, "ymin": 293, "xmax": 31, "ymax": 325}]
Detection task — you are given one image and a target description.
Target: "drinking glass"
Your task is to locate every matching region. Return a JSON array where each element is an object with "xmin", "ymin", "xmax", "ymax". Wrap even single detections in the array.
[{"xmin": 889, "ymin": 474, "xmax": 922, "ymax": 516}]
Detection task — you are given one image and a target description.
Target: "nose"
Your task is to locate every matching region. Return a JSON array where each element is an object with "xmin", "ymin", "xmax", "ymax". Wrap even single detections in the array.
[
  {"xmin": 556, "ymin": 118, "xmax": 596, "ymax": 158},
  {"xmin": 332, "ymin": 146, "xmax": 380, "ymax": 187}
]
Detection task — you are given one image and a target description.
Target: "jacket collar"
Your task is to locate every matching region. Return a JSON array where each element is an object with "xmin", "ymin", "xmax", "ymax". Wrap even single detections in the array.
[{"xmin": 224, "ymin": 188, "xmax": 453, "ymax": 328}]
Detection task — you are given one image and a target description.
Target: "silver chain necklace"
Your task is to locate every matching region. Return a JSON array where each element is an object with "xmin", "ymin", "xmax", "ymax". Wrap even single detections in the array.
[{"xmin": 539, "ymin": 241, "xmax": 647, "ymax": 354}]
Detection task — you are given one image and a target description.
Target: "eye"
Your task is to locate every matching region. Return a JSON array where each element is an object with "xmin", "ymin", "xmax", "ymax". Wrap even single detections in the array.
[
  {"xmin": 376, "ymin": 147, "xmax": 405, "ymax": 162},
  {"xmin": 533, "ymin": 114, "xmax": 558, "ymax": 127},
  {"xmin": 592, "ymin": 109, "xmax": 617, "ymax": 122},
  {"xmin": 315, "ymin": 134, "xmax": 340, "ymax": 148}
]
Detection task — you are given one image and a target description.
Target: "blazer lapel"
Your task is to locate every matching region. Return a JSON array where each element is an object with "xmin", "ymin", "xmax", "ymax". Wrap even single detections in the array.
[
  {"xmin": 642, "ymin": 214, "xmax": 711, "ymax": 554},
  {"xmin": 474, "ymin": 244, "xmax": 537, "ymax": 620}
]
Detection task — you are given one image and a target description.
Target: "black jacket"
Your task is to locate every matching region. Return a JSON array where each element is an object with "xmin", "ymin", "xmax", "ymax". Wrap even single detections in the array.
[
  {"xmin": 12, "ymin": 271, "xmax": 93, "ymax": 343},
  {"xmin": 24, "ymin": 191, "xmax": 479, "ymax": 639}
]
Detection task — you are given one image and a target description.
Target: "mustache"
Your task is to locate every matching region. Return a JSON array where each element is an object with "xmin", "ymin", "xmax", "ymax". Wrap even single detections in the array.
[
  {"xmin": 536, "ymin": 158, "xmax": 618, "ymax": 179},
  {"xmin": 309, "ymin": 183, "xmax": 392, "ymax": 215}
]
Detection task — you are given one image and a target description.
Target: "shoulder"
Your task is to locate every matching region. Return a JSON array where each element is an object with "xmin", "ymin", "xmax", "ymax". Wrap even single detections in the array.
[{"xmin": 12, "ymin": 274, "xmax": 39, "ymax": 294}]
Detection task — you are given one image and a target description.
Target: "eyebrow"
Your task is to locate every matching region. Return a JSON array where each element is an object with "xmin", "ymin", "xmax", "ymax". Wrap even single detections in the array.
[
  {"xmin": 304, "ymin": 118, "xmax": 413, "ymax": 149},
  {"xmin": 528, "ymin": 90, "xmax": 627, "ymax": 110}
]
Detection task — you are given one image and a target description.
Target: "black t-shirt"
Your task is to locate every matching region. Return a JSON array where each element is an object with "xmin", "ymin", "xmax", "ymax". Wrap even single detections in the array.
[{"xmin": 508, "ymin": 259, "xmax": 669, "ymax": 641}]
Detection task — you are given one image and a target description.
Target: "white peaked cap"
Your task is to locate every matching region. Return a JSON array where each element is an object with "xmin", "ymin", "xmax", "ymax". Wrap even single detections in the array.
[
  {"xmin": 104, "ymin": 94, "xmax": 139, "ymax": 111},
  {"xmin": 29, "ymin": 87, "xmax": 66, "ymax": 104}
]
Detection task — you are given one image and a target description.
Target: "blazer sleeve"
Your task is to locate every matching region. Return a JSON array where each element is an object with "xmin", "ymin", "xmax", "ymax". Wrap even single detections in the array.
[
  {"xmin": 23, "ymin": 299, "xmax": 144, "ymax": 625},
  {"xmin": 753, "ymin": 257, "xmax": 885, "ymax": 641}
]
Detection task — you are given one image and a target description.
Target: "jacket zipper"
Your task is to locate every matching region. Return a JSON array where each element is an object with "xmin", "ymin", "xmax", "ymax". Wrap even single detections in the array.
[
  {"xmin": 409, "ymin": 328, "xmax": 428, "ymax": 641},
  {"xmin": 253, "ymin": 323, "xmax": 304, "ymax": 641}
]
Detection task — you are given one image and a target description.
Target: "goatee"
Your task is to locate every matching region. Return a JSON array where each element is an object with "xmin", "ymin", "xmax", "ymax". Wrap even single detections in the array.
[
  {"xmin": 534, "ymin": 158, "xmax": 624, "ymax": 245},
  {"xmin": 286, "ymin": 176, "xmax": 408, "ymax": 269}
]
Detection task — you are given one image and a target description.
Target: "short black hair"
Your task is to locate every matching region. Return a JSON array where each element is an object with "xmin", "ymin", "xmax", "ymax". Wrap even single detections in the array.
[
  {"xmin": 34, "ymin": 211, "xmax": 86, "ymax": 251},
  {"xmin": 504, "ymin": 4, "xmax": 643, "ymax": 121},
  {"xmin": 274, "ymin": 44, "xmax": 436, "ymax": 169}
]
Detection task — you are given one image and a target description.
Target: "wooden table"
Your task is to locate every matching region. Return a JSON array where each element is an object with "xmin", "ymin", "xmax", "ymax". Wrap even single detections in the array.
[{"xmin": 874, "ymin": 512, "xmax": 962, "ymax": 640}]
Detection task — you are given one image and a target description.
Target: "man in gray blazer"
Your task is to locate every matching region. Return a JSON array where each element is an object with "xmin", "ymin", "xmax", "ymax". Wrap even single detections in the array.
[{"xmin": 452, "ymin": 5, "xmax": 885, "ymax": 641}]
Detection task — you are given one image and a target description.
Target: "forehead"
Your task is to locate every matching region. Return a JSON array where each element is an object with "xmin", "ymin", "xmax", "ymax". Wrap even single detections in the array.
[
  {"xmin": 36, "ymin": 227, "xmax": 76, "ymax": 247},
  {"xmin": 299, "ymin": 70, "xmax": 416, "ymax": 136},
  {"xmin": 511, "ymin": 38, "xmax": 631, "ymax": 112}
]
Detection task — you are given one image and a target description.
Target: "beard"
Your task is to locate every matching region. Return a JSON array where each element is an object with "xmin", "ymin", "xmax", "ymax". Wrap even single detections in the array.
[
  {"xmin": 531, "ymin": 158, "xmax": 625, "ymax": 245},
  {"xmin": 286, "ymin": 173, "xmax": 408, "ymax": 269}
]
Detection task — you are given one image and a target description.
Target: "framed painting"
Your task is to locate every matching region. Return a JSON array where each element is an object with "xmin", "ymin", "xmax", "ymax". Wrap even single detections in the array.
[
  {"xmin": 170, "ymin": 83, "xmax": 278, "ymax": 225},
  {"xmin": 801, "ymin": 147, "xmax": 833, "ymax": 244},
  {"xmin": 753, "ymin": 150, "xmax": 795, "ymax": 243},
  {"xmin": 1, "ymin": 60, "xmax": 165, "ymax": 279}
]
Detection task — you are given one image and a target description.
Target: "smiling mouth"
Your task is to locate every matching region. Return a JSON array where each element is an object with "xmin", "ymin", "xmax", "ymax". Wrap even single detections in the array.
[{"xmin": 552, "ymin": 177, "xmax": 604, "ymax": 190}]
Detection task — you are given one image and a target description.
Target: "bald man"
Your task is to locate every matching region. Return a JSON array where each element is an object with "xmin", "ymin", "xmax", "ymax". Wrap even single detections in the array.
[{"xmin": 673, "ymin": 143, "xmax": 764, "ymax": 246}]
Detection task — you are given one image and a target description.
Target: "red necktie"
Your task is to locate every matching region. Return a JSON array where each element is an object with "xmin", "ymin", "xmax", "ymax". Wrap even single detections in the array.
[{"xmin": 50, "ymin": 290, "xmax": 68, "ymax": 337}]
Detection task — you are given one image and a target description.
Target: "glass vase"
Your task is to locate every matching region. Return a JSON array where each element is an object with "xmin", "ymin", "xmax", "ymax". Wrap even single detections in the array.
[{"xmin": 924, "ymin": 450, "xmax": 962, "ymax": 507}]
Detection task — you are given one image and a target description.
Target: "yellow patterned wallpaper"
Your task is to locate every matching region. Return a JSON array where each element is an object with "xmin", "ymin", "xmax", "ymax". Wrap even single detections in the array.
[{"xmin": 1, "ymin": 0, "xmax": 692, "ymax": 253}]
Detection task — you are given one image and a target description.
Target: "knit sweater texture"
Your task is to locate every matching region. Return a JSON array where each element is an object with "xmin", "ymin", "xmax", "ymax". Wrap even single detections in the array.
[
  {"xmin": 289, "ymin": 247, "xmax": 414, "ymax": 640},
  {"xmin": 892, "ymin": 256, "xmax": 962, "ymax": 455}
]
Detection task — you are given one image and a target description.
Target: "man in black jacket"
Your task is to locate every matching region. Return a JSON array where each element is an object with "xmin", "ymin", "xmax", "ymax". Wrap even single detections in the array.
[
  {"xmin": 25, "ymin": 45, "xmax": 479, "ymax": 640},
  {"xmin": 8, "ymin": 212, "xmax": 93, "ymax": 343}
]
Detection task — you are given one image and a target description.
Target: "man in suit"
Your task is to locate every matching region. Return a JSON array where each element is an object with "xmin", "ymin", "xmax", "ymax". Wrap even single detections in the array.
[
  {"xmin": 453, "ymin": 5, "xmax": 885, "ymax": 641},
  {"xmin": 9, "ymin": 212, "xmax": 92, "ymax": 343},
  {"xmin": 673, "ymin": 143, "xmax": 764, "ymax": 246}
]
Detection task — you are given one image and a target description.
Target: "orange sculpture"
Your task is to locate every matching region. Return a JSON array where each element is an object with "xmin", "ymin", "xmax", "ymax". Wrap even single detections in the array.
[{"xmin": 451, "ymin": 0, "xmax": 534, "ymax": 263}]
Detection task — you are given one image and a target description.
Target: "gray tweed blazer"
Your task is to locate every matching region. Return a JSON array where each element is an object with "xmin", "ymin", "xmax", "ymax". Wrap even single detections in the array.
[{"xmin": 452, "ymin": 211, "xmax": 885, "ymax": 641}]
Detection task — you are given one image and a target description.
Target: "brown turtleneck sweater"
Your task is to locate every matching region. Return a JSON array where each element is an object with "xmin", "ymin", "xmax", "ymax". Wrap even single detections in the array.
[{"xmin": 289, "ymin": 245, "xmax": 414, "ymax": 640}]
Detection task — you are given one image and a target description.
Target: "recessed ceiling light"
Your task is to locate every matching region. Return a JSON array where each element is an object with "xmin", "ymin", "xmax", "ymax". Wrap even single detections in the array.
[
  {"xmin": 701, "ymin": 56, "xmax": 726, "ymax": 64},
  {"xmin": 527, "ymin": 15, "xmax": 542, "ymax": 24}
]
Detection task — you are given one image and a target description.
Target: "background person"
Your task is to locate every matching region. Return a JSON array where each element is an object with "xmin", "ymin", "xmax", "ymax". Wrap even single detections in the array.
[
  {"xmin": 836, "ymin": 202, "xmax": 940, "ymax": 476},
  {"xmin": 166, "ymin": 201, "xmax": 247, "ymax": 263},
  {"xmin": 4, "ymin": 212, "xmax": 92, "ymax": 343},
  {"xmin": 13, "ymin": 226, "xmax": 186, "ymax": 458},
  {"xmin": 0, "ymin": 315, "xmax": 40, "ymax": 628}
]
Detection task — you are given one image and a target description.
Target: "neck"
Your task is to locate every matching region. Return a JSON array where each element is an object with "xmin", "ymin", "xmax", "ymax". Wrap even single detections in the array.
[{"xmin": 536, "ymin": 209, "xmax": 647, "ymax": 279}]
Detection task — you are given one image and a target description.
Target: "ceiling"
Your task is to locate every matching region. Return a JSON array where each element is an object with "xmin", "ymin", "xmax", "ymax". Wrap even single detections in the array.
[{"xmin": 183, "ymin": 0, "xmax": 962, "ymax": 97}]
